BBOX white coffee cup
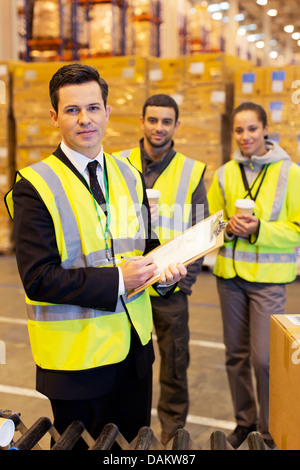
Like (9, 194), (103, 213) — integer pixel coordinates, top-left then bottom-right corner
(146, 188), (161, 204)
(0, 417), (15, 447)
(235, 199), (255, 215)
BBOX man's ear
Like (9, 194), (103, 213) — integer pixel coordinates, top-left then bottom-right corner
(174, 120), (181, 132)
(139, 115), (145, 129)
(105, 104), (111, 121)
(50, 109), (59, 128)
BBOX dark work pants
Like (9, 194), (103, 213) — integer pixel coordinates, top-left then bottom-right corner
(217, 276), (286, 440)
(50, 340), (153, 449)
(151, 291), (189, 436)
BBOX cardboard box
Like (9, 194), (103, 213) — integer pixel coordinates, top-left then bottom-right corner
(15, 146), (55, 170)
(263, 66), (297, 95)
(147, 57), (185, 87)
(184, 53), (226, 83)
(102, 114), (142, 154)
(83, 56), (148, 85)
(184, 53), (251, 84)
(15, 118), (60, 147)
(181, 82), (233, 115)
(269, 314), (300, 450)
(234, 67), (264, 96)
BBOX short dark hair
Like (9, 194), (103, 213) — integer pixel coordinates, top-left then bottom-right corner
(232, 101), (268, 129)
(142, 94), (179, 122)
(49, 63), (109, 113)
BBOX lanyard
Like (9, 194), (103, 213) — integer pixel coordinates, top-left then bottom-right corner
(83, 163), (111, 260)
(239, 163), (269, 201)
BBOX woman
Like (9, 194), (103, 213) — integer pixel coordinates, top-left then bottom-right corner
(207, 101), (300, 449)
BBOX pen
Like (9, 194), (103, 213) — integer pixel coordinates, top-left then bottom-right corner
(120, 255), (140, 261)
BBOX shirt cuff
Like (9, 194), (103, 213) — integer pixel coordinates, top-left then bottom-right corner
(225, 228), (236, 241)
(118, 267), (126, 296)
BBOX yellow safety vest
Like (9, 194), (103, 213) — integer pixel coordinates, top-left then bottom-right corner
(115, 148), (206, 295)
(5, 152), (153, 371)
(208, 159), (300, 283)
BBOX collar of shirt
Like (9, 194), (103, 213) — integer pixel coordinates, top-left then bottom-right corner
(139, 138), (176, 187)
(60, 141), (105, 191)
(140, 138), (176, 168)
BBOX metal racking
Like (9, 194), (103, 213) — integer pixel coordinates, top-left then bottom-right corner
(21, 0), (162, 61)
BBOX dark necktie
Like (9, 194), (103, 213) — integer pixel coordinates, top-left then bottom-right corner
(87, 160), (106, 207)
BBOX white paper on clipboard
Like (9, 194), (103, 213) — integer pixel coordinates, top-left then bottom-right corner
(127, 210), (224, 298)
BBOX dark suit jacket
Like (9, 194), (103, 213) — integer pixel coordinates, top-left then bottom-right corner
(12, 145), (162, 400)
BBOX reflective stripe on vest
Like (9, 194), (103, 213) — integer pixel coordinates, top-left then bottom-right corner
(8, 153), (153, 371)
(219, 244), (296, 265)
(117, 148), (206, 239)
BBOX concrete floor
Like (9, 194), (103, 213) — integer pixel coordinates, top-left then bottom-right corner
(0, 254), (299, 450)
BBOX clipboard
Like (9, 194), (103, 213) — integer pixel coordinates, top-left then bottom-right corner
(127, 210), (226, 298)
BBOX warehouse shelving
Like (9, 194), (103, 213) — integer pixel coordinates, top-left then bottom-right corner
(23, 0), (70, 61)
(73, 0), (128, 59)
(129, 0), (162, 57)
(20, 0), (162, 61)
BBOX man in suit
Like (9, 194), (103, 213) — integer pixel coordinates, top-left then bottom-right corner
(5, 64), (186, 448)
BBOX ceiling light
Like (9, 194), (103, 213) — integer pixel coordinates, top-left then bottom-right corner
(257, 0), (268, 5)
(235, 14), (245, 22)
(207, 2), (229, 12)
(267, 9), (277, 16)
(248, 24), (257, 31)
(238, 27), (247, 36)
(284, 25), (294, 33)
(292, 32), (300, 40)
(247, 33), (264, 42)
(298, 40), (300, 46)
(212, 11), (222, 20)
(219, 2), (230, 10)
(270, 51), (278, 59)
(256, 41), (265, 49)
(207, 3), (221, 12)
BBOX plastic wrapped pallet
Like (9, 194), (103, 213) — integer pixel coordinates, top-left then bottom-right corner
(129, 20), (158, 57)
(130, 0), (157, 16)
(78, 3), (122, 56)
(32, 0), (60, 39)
